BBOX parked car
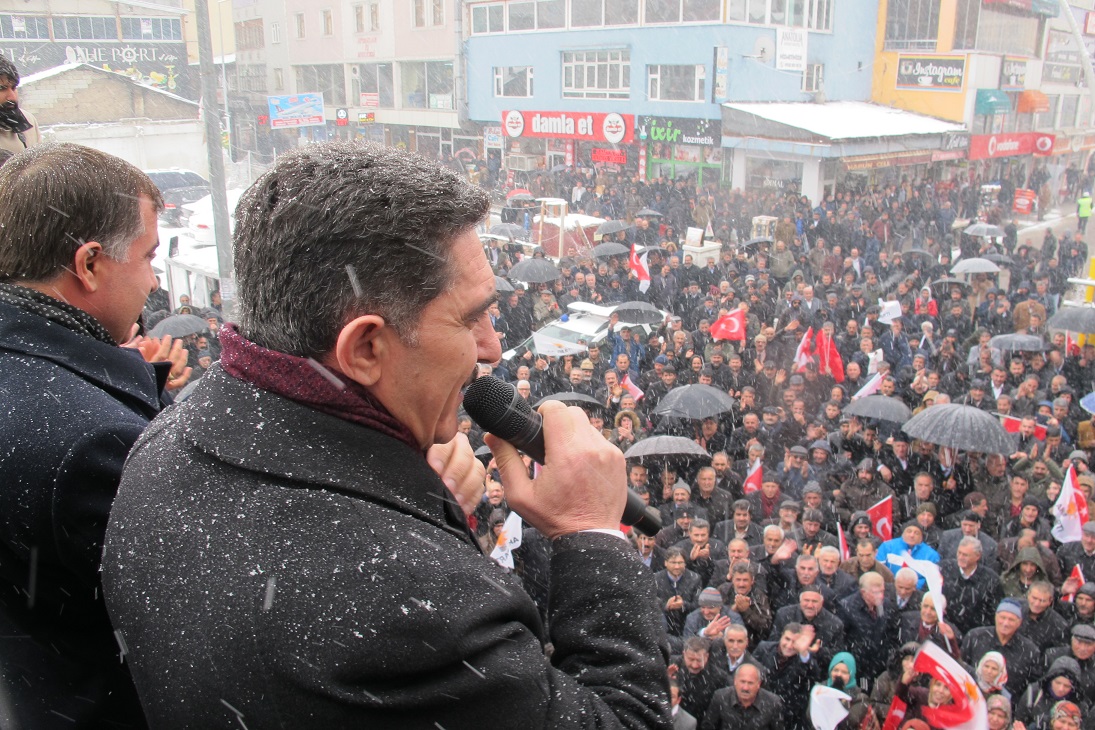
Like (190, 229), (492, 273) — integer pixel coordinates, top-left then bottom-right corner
(144, 169), (210, 227)
(502, 302), (668, 361)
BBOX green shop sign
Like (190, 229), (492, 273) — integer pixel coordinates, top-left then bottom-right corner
(639, 117), (720, 146)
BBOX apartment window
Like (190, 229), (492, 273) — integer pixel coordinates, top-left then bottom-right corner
(120, 17), (182, 40)
(471, 4), (505, 32)
(509, 1), (535, 29)
(571, 0), (639, 27)
(354, 62), (394, 107)
(432, 0), (444, 24)
(53, 16), (117, 40)
(237, 64), (268, 93)
(370, 1), (381, 30)
(562, 49), (630, 99)
(294, 13), (305, 38)
(295, 64), (346, 104)
(494, 66), (534, 97)
(322, 9), (333, 35)
(537, 0), (565, 27)
(648, 64), (703, 101)
(884, 0), (939, 51)
(644, 0), (720, 23)
(400, 60), (454, 109)
(802, 63), (824, 92)
(726, 0), (769, 24)
(271, 21), (281, 43)
(355, 4), (365, 32)
(235, 19), (264, 51)
(1035, 94), (1058, 130)
(413, 0), (442, 27)
(273, 67), (284, 91)
(0, 15), (51, 39)
(808, 0), (832, 30)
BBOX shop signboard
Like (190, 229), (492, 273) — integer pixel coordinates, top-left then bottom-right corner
(638, 117), (719, 146)
(1000, 57), (1028, 91)
(357, 112), (376, 123)
(896, 54), (965, 91)
(591, 148), (626, 164)
(843, 151), (934, 171)
(0, 40), (191, 97)
(932, 149), (967, 162)
(968, 132), (1036, 160)
(360, 92), (380, 107)
(483, 126), (503, 148)
(776, 28), (807, 72)
(1044, 29), (1083, 84)
(712, 46), (730, 103)
(941, 132), (969, 151)
(267, 93), (325, 129)
(502, 110), (634, 144)
(1033, 133), (1056, 156)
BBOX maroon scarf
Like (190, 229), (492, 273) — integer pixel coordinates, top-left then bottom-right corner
(219, 324), (420, 452)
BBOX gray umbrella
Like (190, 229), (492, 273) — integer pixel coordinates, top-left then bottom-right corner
(951, 257), (1000, 275)
(964, 222), (1005, 238)
(1048, 306), (1095, 334)
(654, 384), (736, 420)
(613, 301), (665, 325)
(930, 277), (971, 294)
(990, 333), (1046, 352)
(904, 249), (936, 264)
(843, 396), (912, 423)
(597, 220), (630, 235)
(508, 257), (560, 283)
(534, 392), (604, 409)
(494, 276), (514, 292)
(149, 313), (207, 338)
(983, 252), (1015, 266)
(636, 208), (664, 217)
(491, 223), (528, 239)
(902, 403), (1013, 454)
(591, 241), (631, 258)
(624, 436), (710, 460)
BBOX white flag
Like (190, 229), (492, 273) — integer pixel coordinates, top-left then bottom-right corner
(1052, 465), (1087, 544)
(866, 348), (885, 375)
(852, 373), (882, 400)
(887, 550), (947, 619)
(531, 331), (588, 357)
(809, 685), (850, 730)
(490, 511), (524, 569)
(877, 299), (902, 324)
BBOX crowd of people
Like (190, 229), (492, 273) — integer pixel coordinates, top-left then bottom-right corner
(468, 174), (1095, 729)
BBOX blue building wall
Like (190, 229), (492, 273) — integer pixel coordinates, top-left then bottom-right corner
(465, 1), (879, 124)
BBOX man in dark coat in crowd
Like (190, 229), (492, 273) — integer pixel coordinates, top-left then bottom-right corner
(701, 663), (783, 730)
(101, 144), (671, 727)
(0, 144), (184, 728)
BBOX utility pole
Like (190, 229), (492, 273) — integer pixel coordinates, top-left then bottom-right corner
(195, 0), (235, 314)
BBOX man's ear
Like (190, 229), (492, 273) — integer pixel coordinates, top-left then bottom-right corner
(71, 240), (105, 293)
(329, 314), (390, 387)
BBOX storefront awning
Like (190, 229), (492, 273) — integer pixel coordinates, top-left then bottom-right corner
(1017, 90), (1050, 113)
(721, 101), (965, 146)
(975, 89), (1012, 116)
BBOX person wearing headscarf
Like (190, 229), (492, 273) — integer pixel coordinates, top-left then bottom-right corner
(1049, 700), (1082, 730)
(1015, 656), (1089, 730)
(976, 651), (1011, 700)
(987, 695), (1014, 730)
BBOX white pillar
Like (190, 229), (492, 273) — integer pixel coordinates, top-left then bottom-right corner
(801, 157), (821, 203)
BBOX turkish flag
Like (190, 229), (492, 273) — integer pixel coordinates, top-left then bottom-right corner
(1065, 564), (1086, 603)
(793, 327), (815, 372)
(815, 329), (844, 383)
(837, 522), (850, 562)
(880, 696), (907, 730)
(711, 310), (746, 341)
(867, 495), (893, 541)
(629, 244), (650, 293)
(913, 641), (988, 730)
(744, 460), (762, 494)
(999, 415), (1047, 440)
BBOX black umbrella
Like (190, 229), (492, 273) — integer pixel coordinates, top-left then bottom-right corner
(149, 313), (207, 338)
(494, 276), (514, 292)
(614, 301), (665, 325)
(930, 277), (971, 294)
(635, 208), (664, 218)
(904, 249), (936, 264)
(535, 392), (604, 409)
(843, 396), (912, 423)
(983, 253), (1015, 266)
(1048, 306), (1095, 334)
(951, 257), (1000, 275)
(624, 436), (710, 460)
(653, 384), (736, 420)
(597, 220), (630, 235)
(506, 193), (534, 202)
(508, 258), (561, 283)
(902, 403), (1013, 454)
(491, 223), (528, 239)
(990, 333), (1046, 352)
(964, 222), (1005, 238)
(591, 241), (631, 258)
(740, 236), (773, 248)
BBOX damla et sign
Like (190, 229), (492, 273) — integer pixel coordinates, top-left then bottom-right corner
(502, 110), (634, 144)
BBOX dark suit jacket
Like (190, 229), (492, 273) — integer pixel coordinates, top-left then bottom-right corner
(0, 300), (164, 728)
(102, 366), (671, 728)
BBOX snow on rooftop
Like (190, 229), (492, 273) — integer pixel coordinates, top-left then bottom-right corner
(722, 101), (965, 141)
(20, 63), (84, 85)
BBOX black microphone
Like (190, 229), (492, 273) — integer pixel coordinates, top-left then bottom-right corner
(463, 376), (662, 536)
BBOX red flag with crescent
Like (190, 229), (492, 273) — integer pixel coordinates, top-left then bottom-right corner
(711, 310), (746, 342)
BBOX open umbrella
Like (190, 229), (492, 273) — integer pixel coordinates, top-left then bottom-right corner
(951, 258), (1000, 275)
(964, 222), (1005, 238)
(491, 223), (528, 239)
(624, 436), (710, 460)
(843, 396), (912, 423)
(1081, 391), (1095, 415)
(494, 276), (514, 292)
(535, 392), (604, 410)
(654, 384), (737, 420)
(930, 277), (972, 294)
(904, 249), (937, 264)
(597, 220), (630, 236)
(506, 193), (534, 203)
(740, 236), (773, 248)
(508, 258), (560, 283)
(613, 301), (665, 325)
(990, 333), (1046, 352)
(983, 252), (1015, 266)
(902, 403), (1013, 454)
(1048, 306), (1095, 334)
(591, 241), (631, 258)
(506, 188), (532, 199)
(635, 208), (664, 217)
(148, 313), (208, 338)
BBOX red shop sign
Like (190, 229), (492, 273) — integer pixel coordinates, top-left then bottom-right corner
(591, 147), (627, 164)
(502, 110), (635, 144)
(968, 132), (1035, 160)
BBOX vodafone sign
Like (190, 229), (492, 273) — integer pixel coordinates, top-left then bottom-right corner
(968, 132), (1047, 160)
(502, 110), (635, 144)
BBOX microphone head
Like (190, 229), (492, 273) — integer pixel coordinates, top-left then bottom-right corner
(463, 376), (536, 441)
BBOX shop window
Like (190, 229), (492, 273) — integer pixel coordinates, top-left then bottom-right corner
(494, 66), (534, 97)
(648, 64), (704, 102)
(0, 15), (50, 40)
(295, 64), (346, 105)
(562, 49), (630, 99)
(884, 0), (939, 51)
(355, 63), (394, 107)
(802, 64), (824, 92)
(400, 60), (453, 109)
